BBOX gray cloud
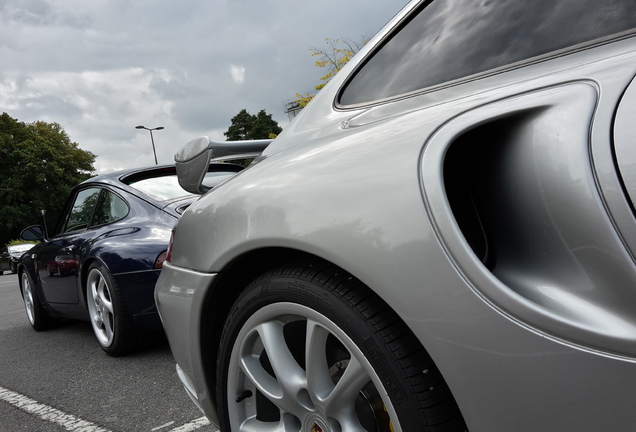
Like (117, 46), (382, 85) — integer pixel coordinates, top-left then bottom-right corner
(0, 0), (408, 172)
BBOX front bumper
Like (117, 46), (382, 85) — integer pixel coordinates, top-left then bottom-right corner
(154, 261), (219, 427)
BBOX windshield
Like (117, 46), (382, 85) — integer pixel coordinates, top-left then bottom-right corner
(128, 175), (190, 201)
(128, 171), (239, 201)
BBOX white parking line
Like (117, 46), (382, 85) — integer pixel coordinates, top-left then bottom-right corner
(168, 416), (213, 432)
(0, 385), (216, 432)
(152, 421), (175, 431)
(0, 385), (113, 431)
(0, 279), (18, 286)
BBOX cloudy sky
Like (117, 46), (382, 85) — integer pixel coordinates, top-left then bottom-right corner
(1, 0), (408, 173)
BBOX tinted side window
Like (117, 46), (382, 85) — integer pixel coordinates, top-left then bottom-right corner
(64, 187), (101, 233)
(91, 190), (129, 227)
(339, 0), (636, 106)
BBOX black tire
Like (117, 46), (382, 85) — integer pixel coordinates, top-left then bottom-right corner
(216, 262), (467, 432)
(85, 261), (141, 356)
(21, 270), (56, 331)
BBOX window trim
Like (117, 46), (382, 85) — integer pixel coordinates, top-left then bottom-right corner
(55, 186), (131, 236)
(89, 188), (130, 229)
(61, 186), (103, 234)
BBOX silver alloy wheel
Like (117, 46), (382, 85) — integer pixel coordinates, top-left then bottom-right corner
(226, 302), (400, 432)
(21, 272), (35, 326)
(86, 267), (115, 347)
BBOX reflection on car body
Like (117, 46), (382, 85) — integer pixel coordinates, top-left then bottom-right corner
(46, 255), (78, 276)
(156, 1), (636, 431)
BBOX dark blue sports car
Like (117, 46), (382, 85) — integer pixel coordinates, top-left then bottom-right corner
(17, 158), (253, 356)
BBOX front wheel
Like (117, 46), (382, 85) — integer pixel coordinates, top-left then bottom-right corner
(86, 262), (140, 356)
(216, 262), (467, 432)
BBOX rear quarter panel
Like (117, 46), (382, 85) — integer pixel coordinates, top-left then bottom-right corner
(169, 38), (636, 431)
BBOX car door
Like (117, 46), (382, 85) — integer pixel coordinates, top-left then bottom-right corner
(37, 186), (101, 304)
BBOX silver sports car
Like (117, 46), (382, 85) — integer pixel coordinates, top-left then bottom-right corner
(156, 0), (636, 430)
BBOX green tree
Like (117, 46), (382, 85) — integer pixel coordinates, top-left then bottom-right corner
(296, 37), (368, 107)
(224, 109), (282, 141)
(0, 112), (95, 245)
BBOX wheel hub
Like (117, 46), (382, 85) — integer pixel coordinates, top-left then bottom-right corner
(94, 297), (104, 326)
(306, 416), (328, 432)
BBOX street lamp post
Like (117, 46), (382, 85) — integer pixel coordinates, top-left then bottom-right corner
(135, 125), (164, 165)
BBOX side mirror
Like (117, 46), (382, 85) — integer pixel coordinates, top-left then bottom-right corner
(21, 225), (46, 242)
(174, 136), (272, 194)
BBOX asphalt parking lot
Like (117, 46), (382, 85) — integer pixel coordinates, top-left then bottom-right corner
(0, 273), (218, 432)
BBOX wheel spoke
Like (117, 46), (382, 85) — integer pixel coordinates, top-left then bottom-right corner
(338, 418), (371, 432)
(90, 281), (99, 307)
(239, 417), (290, 432)
(98, 282), (114, 315)
(25, 290), (33, 310)
(324, 355), (370, 417)
(97, 276), (114, 340)
(24, 284), (31, 304)
(240, 320), (308, 415)
(257, 321), (306, 386)
(327, 358), (376, 432)
(102, 309), (114, 337)
(89, 279), (101, 323)
(305, 319), (334, 401)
